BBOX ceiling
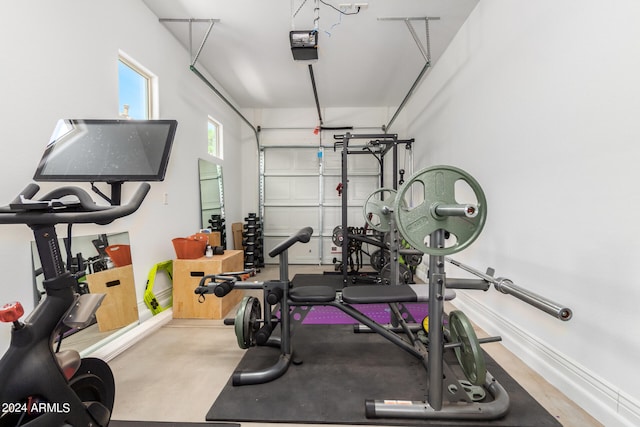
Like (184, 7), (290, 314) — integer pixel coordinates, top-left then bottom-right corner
(142, 0), (479, 110)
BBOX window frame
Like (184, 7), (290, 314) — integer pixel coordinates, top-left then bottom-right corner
(207, 116), (223, 159)
(118, 51), (157, 120)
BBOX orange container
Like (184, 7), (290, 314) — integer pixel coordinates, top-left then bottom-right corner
(105, 244), (132, 267)
(172, 235), (207, 259)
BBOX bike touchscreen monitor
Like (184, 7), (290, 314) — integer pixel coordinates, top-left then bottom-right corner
(33, 119), (177, 182)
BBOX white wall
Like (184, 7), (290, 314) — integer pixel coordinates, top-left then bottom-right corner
(403, 1), (640, 426)
(0, 0), (244, 353)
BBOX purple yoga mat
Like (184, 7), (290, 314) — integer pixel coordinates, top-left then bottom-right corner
(292, 303), (428, 324)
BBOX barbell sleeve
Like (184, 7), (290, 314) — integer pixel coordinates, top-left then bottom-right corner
(493, 278), (573, 321)
(446, 278), (490, 291)
(445, 258), (573, 321)
(434, 204), (478, 218)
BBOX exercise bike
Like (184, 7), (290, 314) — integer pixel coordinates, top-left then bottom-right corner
(0, 182), (151, 426)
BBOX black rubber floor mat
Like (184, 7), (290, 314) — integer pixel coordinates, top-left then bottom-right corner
(109, 421), (239, 427)
(207, 324), (562, 426)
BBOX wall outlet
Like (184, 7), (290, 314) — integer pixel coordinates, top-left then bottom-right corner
(354, 3), (369, 10)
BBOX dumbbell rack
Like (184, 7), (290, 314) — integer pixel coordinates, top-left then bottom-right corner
(242, 213), (264, 269)
(208, 214), (226, 248)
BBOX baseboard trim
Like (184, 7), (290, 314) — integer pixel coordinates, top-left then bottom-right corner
(82, 308), (173, 361)
(137, 287), (173, 324)
(450, 291), (640, 427)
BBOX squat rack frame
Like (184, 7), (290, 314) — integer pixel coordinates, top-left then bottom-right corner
(333, 132), (414, 284)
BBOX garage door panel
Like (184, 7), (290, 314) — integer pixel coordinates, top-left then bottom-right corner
(323, 175), (341, 204)
(320, 238), (372, 266)
(322, 206), (370, 235)
(350, 154), (381, 173)
(264, 176), (318, 204)
(322, 175), (378, 205)
(322, 150), (341, 173)
(323, 150), (379, 174)
(349, 177), (379, 204)
(262, 145), (382, 265)
(265, 236), (319, 264)
(321, 238), (339, 264)
(264, 148), (318, 174)
(264, 206), (318, 234)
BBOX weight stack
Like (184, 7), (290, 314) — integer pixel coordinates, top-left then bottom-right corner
(242, 213), (264, 268)
(208, 214), (227, 248)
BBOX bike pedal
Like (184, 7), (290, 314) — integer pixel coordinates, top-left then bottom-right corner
(86, 401), (111, 427)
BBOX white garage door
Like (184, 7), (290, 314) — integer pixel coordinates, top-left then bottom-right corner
(261, 145), (380, 264)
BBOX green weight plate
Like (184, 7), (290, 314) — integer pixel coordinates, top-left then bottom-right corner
(393, 165), (487, 256)
(448, 310), (486, 386)
(363, 188), (397, 232)
(235, 296), (261, 349)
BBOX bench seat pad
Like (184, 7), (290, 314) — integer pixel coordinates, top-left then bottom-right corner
(342, 284), (456, 304)
(290, 285), (336, 303)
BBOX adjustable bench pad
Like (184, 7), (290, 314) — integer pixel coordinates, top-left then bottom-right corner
(289, 284), (456, 304)
(342, 285), (455, 304)
(290, 286), (336, 303)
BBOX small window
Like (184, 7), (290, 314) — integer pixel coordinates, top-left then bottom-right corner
(208, 117), (223, 159)
(118, 56), (152, 119)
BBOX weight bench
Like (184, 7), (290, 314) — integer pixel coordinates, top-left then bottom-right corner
(197, 164), (575, 421)
(289, 284), (456, 331)
(195, 226), (508, 421)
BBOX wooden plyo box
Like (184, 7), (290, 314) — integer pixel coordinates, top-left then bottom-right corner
(208, 231), (221, 247)
(172, 250), (244, 319)
(232, 222), (243, 251)
(86, 265), (139, 332)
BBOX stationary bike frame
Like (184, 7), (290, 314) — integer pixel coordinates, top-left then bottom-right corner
(0, 183), (150, 426)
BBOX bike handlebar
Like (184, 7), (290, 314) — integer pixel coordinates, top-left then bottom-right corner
(0, 183), (151, 226)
